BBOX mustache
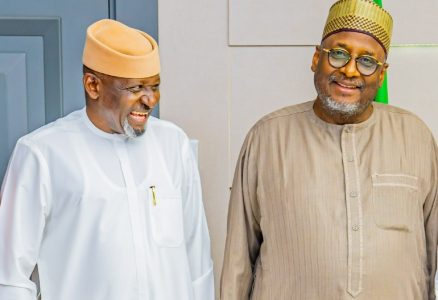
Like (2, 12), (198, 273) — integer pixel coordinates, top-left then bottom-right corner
(328, 74), (365, 89)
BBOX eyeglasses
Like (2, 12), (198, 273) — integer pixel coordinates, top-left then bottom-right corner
(321, 47), (384, 76)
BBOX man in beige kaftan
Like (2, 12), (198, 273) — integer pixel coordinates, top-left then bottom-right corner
(220, 1), (438, 299)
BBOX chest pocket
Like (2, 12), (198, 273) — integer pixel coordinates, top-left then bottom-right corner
(372, 173), (418, 232)
(148, 187), (184, 247)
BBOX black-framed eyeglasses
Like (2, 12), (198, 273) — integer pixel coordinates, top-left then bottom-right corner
(321, 47), (384, 76)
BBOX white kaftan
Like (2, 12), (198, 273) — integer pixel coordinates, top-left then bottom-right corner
(0, 108), (214, 300)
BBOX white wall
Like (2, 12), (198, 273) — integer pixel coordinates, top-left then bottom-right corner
(158, 1), (438, 298)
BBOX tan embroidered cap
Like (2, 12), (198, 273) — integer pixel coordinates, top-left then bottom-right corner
(82, 19), (160, 78)
(322, 0), (393, 53)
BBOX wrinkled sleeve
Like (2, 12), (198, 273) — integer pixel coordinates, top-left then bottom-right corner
(181, 138), (214, 300)
(220, 128), (262, 300)
(0, 140), (50, 300)
(424, 137), (438, 300)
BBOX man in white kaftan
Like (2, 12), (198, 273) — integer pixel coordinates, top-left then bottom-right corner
(0, 19), (214, 300)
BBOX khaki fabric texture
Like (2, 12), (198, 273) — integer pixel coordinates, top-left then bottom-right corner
(221, 101), (438, 300)
(82, 19), (160, 78)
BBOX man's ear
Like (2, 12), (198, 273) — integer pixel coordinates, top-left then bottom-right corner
(311, 46), (321, 72)
(83, 73), (101, 100)
(378, 63), (389, 87)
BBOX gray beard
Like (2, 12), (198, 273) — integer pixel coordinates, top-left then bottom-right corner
(122, 118), (147, 138)
(320, 95), (369, 117)
(316, 86), (370, 118)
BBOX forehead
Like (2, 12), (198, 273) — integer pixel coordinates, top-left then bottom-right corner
(111, 73), (161, 86)
(322, 31), (386, 58)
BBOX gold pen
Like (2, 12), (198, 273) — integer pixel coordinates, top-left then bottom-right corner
(150, 185), (157, 206)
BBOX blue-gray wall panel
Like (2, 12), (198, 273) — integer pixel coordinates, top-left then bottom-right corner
(0, 18), (62, 123)
(1, 0), (109, 115)
(0, 36), (45, 131)
(115, 0), (158, 40)
(0, 53), (28, 178)
(0, 74), (7, 178)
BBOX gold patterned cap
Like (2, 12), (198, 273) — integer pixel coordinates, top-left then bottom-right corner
(322, 0), (393, 54)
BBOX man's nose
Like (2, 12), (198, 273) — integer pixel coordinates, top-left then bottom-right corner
(340, 58), (360, 78)
(140, 89), (157, 105)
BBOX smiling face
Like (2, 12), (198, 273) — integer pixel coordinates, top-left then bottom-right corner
(83, 69), (160, 138)
(311, 31), (388, 124)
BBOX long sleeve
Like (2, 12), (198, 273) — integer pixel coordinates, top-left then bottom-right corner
(0, 140), (50, 300)
(424, 137), (438, 300)
(181, 138), (214, 300)
(220, 129), (262, 300)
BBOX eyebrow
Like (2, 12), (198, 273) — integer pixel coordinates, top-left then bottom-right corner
(334, 42), (376, 56)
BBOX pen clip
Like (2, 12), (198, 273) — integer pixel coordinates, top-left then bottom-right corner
(150, 185), (157, 206)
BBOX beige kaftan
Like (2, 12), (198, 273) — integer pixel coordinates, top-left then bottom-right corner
(221, 101), (438, 300)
